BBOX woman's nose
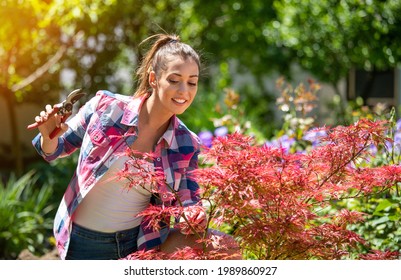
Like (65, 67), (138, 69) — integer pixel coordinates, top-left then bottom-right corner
(177, 82), (189, 94)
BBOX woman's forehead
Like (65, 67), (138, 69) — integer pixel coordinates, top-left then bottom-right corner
(163, 57), (199, 76)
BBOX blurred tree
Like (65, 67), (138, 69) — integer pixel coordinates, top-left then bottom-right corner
(269, 0), (401, 117)
(4, 0), (400, 175)
(1, 0), (65, 175)
(0, 0), (124, 174)
(1, 0), (287, 174)
(168, 0), (290, 137)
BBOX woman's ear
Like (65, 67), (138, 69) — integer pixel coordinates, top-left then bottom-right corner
(148, 71), (157, 88)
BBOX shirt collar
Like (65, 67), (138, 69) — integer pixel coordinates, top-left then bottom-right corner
(121, 94), (177, 148)
(121, 94), (148, 127)
(158, 116), (177, 148)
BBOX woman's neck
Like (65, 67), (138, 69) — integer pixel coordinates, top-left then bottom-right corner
(130, 96), (172, 153)
(139, 95), (171, 135)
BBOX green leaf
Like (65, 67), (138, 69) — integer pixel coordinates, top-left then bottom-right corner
(373, 199), (393, 214)
(371, 216), (390, 227)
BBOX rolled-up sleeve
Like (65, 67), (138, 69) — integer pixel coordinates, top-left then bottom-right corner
(32, 134), (65, 162)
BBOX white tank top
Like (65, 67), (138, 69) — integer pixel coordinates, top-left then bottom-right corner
(73, 156), (153, 232)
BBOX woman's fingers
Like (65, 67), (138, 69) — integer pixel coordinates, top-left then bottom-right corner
(60, 123), (69, 132)
(34, 105), (53, 124)
(45, 104), (53, 113)
(39, 110), (48, 123)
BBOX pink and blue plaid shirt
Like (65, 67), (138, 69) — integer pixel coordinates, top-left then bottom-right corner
(32, 90), (201, 259)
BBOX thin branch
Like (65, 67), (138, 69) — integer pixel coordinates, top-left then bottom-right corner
(11, 45), (67, 92)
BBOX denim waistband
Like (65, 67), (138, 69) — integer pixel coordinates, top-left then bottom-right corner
(72, 223), (140, 242)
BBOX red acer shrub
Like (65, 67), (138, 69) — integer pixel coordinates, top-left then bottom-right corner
(122, 119), (401, 260)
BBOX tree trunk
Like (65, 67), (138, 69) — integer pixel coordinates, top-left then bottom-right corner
(332, 82), (347, 124)
(1, 86), (23, 176)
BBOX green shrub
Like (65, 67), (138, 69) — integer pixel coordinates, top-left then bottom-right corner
(0, 170), (55, 259)
(27, 152), (78, 214)
(338, 194), (401, 255)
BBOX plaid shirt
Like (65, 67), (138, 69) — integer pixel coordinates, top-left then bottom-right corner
(32, 90), (201, 260)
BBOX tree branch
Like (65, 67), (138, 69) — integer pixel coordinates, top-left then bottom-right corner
(11, 45), (67, 92)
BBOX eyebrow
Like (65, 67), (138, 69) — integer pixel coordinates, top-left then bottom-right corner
(171, 73), (199, 78)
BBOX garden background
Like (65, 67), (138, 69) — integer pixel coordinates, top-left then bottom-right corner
(1, 0), (401, 260)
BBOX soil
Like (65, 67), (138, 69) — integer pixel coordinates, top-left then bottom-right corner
(17, 248), (59, 260)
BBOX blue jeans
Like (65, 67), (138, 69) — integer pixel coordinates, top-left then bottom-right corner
(65, 223), (139, 260)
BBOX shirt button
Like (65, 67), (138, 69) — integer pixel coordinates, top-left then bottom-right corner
(157, 157), (161, 161)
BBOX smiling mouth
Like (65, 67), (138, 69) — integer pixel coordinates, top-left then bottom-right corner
(172, 98), (187, 104)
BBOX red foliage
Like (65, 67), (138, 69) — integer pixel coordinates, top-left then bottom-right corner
(359, 250), (400, 260)
(122, 119), (401, 260)
(194, 119), (400, 259)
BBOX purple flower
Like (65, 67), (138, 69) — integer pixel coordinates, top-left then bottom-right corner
(396, 119), (401, 132)
(264, 135), (296, 152)
(214, 126), (229, 137)
(303, 129), (327, 147)
(198, 130), (213, 148)
(393, 131), (401, 153)
(279, 135), (296, 151)
(368, 144), (378, 157)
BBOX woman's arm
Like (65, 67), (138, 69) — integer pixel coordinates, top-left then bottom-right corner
(32, 93), (102, 161)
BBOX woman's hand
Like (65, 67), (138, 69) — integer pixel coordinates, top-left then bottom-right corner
(34, 104), (69, 154)
(178, 206), (207, 235)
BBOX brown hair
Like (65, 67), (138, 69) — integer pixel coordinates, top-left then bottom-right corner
(134, 34), (201, 97)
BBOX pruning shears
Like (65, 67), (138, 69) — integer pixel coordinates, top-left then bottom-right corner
(27, 88), (86, 139)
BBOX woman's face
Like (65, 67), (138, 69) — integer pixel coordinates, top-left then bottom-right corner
(150, 56), (199, 116)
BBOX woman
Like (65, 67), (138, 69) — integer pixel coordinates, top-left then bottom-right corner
(31, 34), (206, 260)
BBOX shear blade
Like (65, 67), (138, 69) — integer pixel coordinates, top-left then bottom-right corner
(67, 88), (86, 104)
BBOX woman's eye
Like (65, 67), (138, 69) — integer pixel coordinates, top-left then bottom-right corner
(188, 82), (197, 87)
(168, 79), (178, 84)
